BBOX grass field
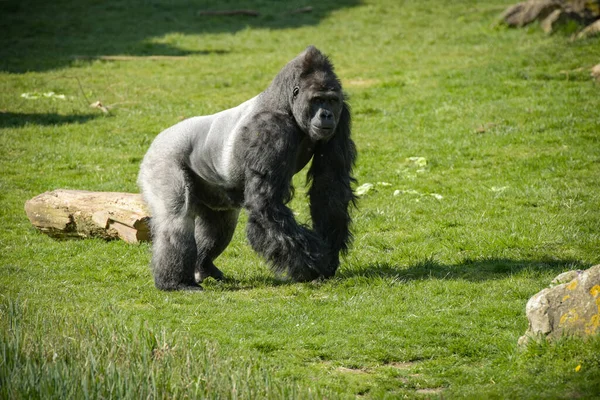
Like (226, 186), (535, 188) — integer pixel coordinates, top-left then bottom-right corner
(1, 0), (600, 398)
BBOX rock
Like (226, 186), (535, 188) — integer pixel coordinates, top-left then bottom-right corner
(541, 9), (565, 32)
(576, 18), (600, 38)
(519, 264), (600, 345)
(541, 9), (582, 32)
(501, 0), (600, 29)
(565, 0), (600, 23)
(501, 3), (529, 26)
(501, 0), (562, 27)
(550, 269), (583, 286)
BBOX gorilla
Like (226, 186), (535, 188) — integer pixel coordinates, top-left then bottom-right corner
(138, 46), (356, 291)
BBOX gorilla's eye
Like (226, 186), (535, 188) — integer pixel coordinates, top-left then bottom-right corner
(292, 86), (299, 98)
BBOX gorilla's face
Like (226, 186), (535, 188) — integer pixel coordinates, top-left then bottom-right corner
(292, 73), (343, 142)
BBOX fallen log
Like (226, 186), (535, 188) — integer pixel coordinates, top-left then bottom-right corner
(24, 190), (150, 243)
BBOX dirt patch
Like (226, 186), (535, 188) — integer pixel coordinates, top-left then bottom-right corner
(416, 388), (444, 395)
(389, 362), (417, 370)
(336, 366), (369, 374)
(345, 78), (380, 88)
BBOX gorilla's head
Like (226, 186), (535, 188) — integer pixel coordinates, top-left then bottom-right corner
(288, 47), (345, 142)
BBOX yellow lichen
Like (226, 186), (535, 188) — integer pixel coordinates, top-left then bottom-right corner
(559, 309), (579, 326)
(584, 314), (599, 335)
(567, 280), (578, 291)
(590, 285), (600, 298)
(562, 294), (571, 302)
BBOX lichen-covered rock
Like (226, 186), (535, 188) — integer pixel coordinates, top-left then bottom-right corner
(550, 269), (583, 286)
(518, 264), (600, 345)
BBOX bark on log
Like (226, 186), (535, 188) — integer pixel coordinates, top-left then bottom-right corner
(24, 190), (150, 243)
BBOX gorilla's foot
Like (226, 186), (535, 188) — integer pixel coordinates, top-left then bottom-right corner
(155, 280), (204, 291)
(196, 263), (225, 283)
(178, 283), (204, 291)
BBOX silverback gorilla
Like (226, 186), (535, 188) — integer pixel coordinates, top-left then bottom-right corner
(138, 46), (356, 291)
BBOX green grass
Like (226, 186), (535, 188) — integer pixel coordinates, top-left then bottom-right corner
(1, 0), (600, 398)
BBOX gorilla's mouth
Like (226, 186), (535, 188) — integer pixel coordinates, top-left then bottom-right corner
(311, 126), (334, 141)
(311, 124), (334, 135)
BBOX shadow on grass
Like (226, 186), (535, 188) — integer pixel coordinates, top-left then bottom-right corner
(199, 257), (588, 292)
(338, 257), (589, 282)
(175, 257), (590, 292)
(1, 0), (360, 73)
(203, 275), (293, 292)
(0, 112), (99, 128)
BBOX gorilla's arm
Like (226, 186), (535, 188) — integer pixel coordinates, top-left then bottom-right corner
(308, 104), (356, 275)
(242, 112), (328, 281)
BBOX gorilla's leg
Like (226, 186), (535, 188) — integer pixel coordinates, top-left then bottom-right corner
(150, 212), (200, 291)
(142, 163), (203, 291)
(194, 205), (240, 282)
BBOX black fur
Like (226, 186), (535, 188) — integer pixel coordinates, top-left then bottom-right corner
(138, 46), (356, 290)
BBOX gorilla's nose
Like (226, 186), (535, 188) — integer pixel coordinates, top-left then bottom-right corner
(320, 109), (333, 120)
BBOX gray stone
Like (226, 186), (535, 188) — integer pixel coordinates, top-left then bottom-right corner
(500, 0), (599, 29)
(541, 9), (583, 33)
(565, 0), (600, 23)
(501, 0), (562, 27)
(576, 19), (600, 38)
(550, 269), (583, 286)
(519, 264), (600, 345)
